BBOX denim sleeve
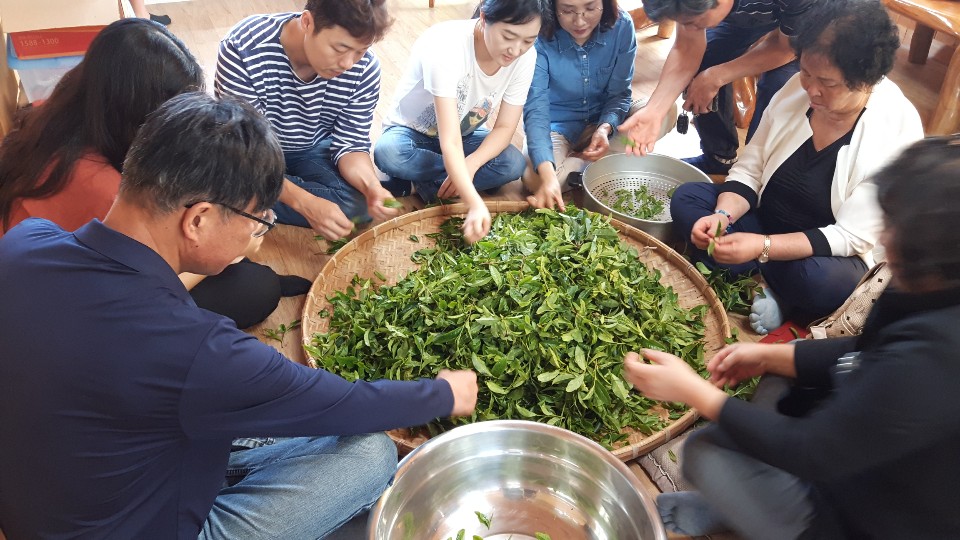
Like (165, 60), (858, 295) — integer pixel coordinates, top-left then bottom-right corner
(597, 14), (636, 129)
(523, 40), (556, 170)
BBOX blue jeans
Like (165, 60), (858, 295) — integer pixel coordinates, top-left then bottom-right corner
(671, 182), (868, 322)
(694, 21), (800, 160)
(199, 434), (396, 539)
(373, 125), (526, 202)
(274, 139), (368, 226)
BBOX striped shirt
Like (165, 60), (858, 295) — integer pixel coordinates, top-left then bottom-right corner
(215, 13), (380, 161)
(725, 0), (817, 35)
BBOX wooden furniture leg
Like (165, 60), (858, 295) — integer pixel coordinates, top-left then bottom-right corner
(882, 0), (960, 134)
(429, 0), (434, 7)
(656, 19), (675, 39)
(930, 47), (960, 134)
(909, 23), (936, 64)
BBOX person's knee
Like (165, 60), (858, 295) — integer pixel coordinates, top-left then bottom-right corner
(670, 182), (717, 223)
(680, 428), (725, 489)
(341, 433), (398, 495)
(372, 136), (410, 177)
(500, 145), (527, 180)
(190, 260), (281, 329)
(766, 260), (863, 317)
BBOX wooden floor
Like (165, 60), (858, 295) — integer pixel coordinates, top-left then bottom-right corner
(153, 1), (949, 538)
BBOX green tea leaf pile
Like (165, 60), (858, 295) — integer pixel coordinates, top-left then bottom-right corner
(306, 208), (708, 447)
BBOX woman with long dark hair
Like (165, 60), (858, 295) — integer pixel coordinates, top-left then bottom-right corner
(0, 19), (308, 329)
(0, 18), (202, 234)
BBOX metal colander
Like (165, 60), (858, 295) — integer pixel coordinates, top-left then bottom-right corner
(582, 153), (711, 242)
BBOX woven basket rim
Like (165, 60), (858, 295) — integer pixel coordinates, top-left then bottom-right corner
(301, 201), (730, 460)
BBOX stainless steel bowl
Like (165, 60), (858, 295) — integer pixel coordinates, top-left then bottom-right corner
(582, 153), (711, 243)
(368, 420), (667, 540)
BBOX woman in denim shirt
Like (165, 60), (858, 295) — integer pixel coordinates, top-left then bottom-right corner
(522, 0), (636, 209)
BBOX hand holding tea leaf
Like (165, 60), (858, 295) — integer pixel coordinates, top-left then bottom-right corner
(367, 185), (403, 221)
(707, 219), (723, 257)
(383, 198), (404, 209)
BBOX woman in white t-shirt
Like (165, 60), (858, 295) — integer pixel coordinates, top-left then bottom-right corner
(374, 0), (548, 243)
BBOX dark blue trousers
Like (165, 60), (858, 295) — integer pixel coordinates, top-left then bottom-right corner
(671, 182), (868, 322)
(694, 22), (800, 160)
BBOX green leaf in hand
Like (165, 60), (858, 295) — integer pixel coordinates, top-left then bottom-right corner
(706, 219), (723, 257)
(383, 198), (404, 209)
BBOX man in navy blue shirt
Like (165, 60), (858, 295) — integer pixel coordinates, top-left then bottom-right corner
(0, 93), (477, 539)
(620, 0), (816, 175)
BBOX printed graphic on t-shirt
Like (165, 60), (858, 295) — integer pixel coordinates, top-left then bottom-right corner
(413, 104), (440, 137)
(461, 95), (494, 136)
(410, 75), (498, 137)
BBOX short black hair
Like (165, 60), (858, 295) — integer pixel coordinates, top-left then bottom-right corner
(119, 93), (284, 215)
(475, 0), (552, 25)
(791, 0), (899, 90)
(874, 136), (960, 291)
(305, 0), (393, 43)
(641, 0), (718, 22)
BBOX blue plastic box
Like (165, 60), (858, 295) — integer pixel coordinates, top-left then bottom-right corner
(6, 35), (83, 103)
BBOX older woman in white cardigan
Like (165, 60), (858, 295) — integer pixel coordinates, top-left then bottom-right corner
(670, 0), (923, 333)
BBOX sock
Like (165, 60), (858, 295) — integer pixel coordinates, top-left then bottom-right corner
(750, 287), (784, 335)
(278, 275), (312, 297)
(657, 491), (730, 536)
(149, 13), (172, 25)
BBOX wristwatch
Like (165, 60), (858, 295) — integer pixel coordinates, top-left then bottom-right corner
(758, 235), (771, 264)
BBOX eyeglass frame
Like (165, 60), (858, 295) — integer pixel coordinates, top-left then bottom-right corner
(184, 201), (277, 238)
(557, 5), (603, 20)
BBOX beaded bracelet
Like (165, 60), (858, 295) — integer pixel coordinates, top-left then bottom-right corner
(714, 209), (734, 233)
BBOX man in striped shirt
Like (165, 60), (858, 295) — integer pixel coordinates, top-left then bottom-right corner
(215, 0), (400, 240)
(620, 0), (817, 175)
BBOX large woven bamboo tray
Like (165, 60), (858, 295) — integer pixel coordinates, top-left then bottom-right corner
(302, 201), (730, 461)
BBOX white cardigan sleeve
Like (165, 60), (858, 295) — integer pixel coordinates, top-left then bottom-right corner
(817, 78), (924, 259)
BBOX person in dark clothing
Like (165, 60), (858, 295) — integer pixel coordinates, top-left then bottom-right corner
(619, 0), (815, 174)
(0, 93), (478, 539)
(622, 135), (960, 539)
(668, 0), (923, 333)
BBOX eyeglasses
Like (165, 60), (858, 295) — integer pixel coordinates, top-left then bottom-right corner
(185, 202), (277, 238)
(558, 6), (603, 20)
